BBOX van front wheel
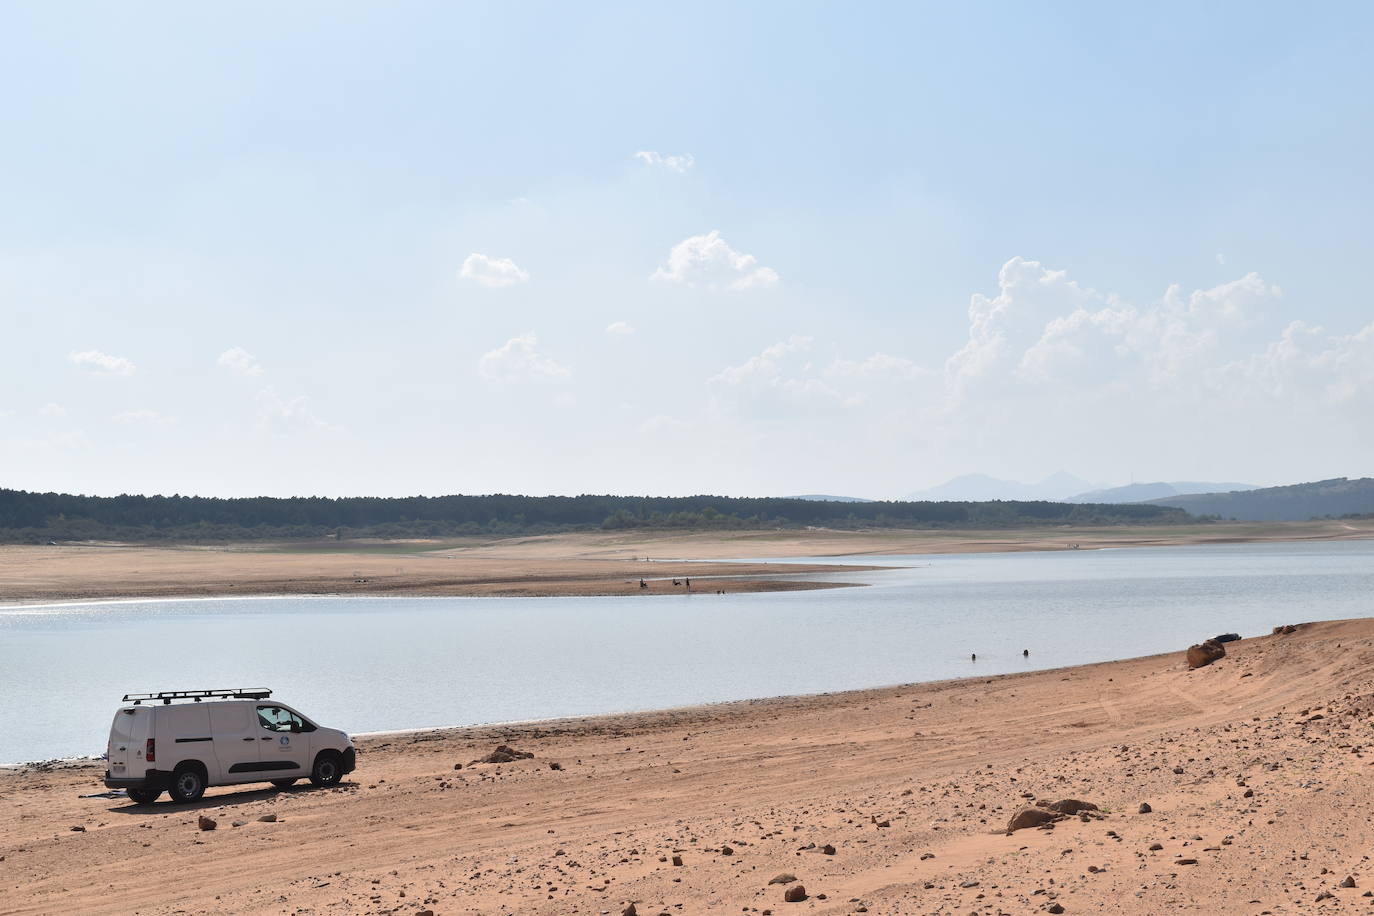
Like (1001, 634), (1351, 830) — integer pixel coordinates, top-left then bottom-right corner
(310, 751), (342, 788)
(169, 765), (206, 802)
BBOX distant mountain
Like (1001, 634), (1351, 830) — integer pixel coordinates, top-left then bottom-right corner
(1069, 481), (1258, 504)
(791, 494), (874, 503)
(906, 472), (1095, 503)
(1145, 477), (1374, 521)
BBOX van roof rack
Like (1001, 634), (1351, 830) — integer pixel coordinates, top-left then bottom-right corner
(123, 688), (272, 704)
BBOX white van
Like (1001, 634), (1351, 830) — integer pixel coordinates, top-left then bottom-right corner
(103, 688), (356, 804)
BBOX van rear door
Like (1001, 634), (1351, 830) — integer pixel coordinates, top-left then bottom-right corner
(107, 707), (151, 780)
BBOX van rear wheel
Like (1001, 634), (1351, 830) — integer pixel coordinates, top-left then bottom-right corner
(169, 765), (206, 802)
(310, 751), (342, 788)
(127, 787), (161, 804)
(270, 778), (297, 789)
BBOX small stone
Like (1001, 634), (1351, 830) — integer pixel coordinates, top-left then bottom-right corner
(622, 904), (638, 916)
(549, 762), (562, 770)
(821, 844), (836, 855)
(197, 816), (217, 831)
(768, 873), (798, 885)
(783, 885), (807, 903)
(1148, 843), (1163, 851)
(453, 763), (462, 770)
(1138, 802), (1152, 814)
(720, 845), (734, 855)
(1047, 904), (1065, 914)
(1243, 789), (1254, 798)
(1175, 858), (1198, 865)
(258, 814), (278, 823)
(960, 880), (980, 888)
(1341, 876), (1357, 888)
(671, 855), (683, 867)
(231, 820), (247, 828)
(70, 826), (86, 832)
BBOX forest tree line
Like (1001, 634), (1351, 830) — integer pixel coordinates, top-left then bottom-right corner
(0, 488), (1193, 543)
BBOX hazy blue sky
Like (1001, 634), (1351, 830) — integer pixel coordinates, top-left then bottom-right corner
(3, 1), (1371, 498)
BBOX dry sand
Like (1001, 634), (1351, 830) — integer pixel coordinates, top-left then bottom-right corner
(6, 618), (1374, 914)
(2, 518), (1369, 604)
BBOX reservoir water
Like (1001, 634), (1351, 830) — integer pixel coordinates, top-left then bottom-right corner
(2, 539), (1370, 764)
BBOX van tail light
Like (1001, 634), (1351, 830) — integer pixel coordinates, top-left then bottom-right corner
(145, 738), (156, 763)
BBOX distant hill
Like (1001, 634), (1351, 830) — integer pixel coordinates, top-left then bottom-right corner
(1069, 481), (1258, 504)
(0, 487), (1189, 542)
(791, 494), (874, 503)
(1145, 477), (1374, 521)
(906, 472), (1093, 503)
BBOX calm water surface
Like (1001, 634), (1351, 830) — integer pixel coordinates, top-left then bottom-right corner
(2, 540), (1370, 763)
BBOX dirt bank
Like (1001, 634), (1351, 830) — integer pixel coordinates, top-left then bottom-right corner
(4, 617), (1373, 914)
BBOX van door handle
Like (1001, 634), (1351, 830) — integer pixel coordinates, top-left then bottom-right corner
(261, 736), (273, 741)
(242, 737), (254, 742)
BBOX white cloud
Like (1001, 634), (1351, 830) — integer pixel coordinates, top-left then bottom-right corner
(460, 253), (529, 288)
(711, 336), (816, 388)
(634, 150), (695, 173)
(255, 387), (325, 430)
(946, 257), (1280, 394)
(69, 349), (136, 376)
(1208, 320), (1374, 405)
(711, 337), (937, 413)
(39, 402), (67, 417)
(113, 409), (176, 425)
(217, 346), (263, 377)
(652, 230), (779, 291)
(478, 335), (570, 383)
(825, 353), (927, 380)
(605, 321), (635, 336)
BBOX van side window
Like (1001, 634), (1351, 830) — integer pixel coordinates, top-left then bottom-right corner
(257, 706), (312, 733)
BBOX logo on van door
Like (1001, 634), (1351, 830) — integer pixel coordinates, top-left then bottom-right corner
(279, 736), (290, 746)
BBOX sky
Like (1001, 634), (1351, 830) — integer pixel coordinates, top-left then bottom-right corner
(2, 1), (1372, 499)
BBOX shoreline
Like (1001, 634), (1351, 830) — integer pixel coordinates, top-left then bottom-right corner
(1, 519), (1370, 604)
(8, 617), (1374, 914)
(0, 625), (1308, 769)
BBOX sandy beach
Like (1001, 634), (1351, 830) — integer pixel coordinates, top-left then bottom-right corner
(2, 518), (1370, 604)
(4, 617), (1373, 914)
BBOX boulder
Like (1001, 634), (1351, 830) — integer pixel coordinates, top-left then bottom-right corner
(1272, 624), (1298, 635)
(197, 815), (217, 831)
(1007, 807), (1061, 833)
(1042, 799), (1099, 816)
(1186, 639), (1226, 669)
(768, 873), (798, 885)
(783, 884), (808, 902)
(474, 745), (535, 764)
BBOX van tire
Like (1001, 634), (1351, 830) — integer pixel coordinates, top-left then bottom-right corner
(271, 778), (297, 789)
(310, 751), (342, 788)
(169, 764), (207, 802)
(127, 787), (161, 804)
